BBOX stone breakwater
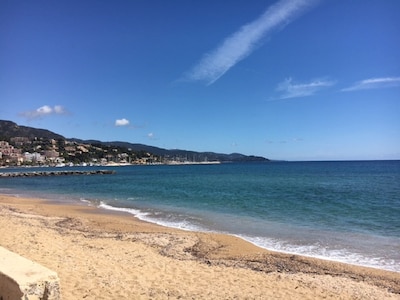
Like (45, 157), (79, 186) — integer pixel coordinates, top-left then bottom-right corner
(0, 169), (115, 178)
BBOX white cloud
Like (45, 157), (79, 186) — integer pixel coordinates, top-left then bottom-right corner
(276, 78), (335, 99)
(184, 0), (319, 85)
(37, 105), (53, 115)
(146, 132), (159, 140)
(20, 105), (67, 119)
(293, 137), (304, 142)
(53, 105), (66, 114)
(115, 118), (130, 126)
(341, 77), (400, 92)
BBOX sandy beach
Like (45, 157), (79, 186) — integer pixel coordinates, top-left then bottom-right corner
(0, 194), (399, 299)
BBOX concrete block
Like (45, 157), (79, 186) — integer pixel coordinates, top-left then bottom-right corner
(0, 246), (61, 300)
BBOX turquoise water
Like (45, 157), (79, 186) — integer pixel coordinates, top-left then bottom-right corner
(1, 161), (399, 272)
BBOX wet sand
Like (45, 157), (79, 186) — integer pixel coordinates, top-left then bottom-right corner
(0, 194), (399, 299)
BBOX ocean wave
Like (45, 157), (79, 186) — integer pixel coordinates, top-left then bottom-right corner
(241, 235), (400, 273)
(96, 201), (400, 273)
(98, 202), (203, 232)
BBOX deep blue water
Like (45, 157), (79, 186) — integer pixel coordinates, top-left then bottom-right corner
(1, 160), (399, 272)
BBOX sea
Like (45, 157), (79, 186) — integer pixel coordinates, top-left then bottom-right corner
(0, 160), (399, 272)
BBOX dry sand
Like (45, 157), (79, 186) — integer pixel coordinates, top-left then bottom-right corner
(0, 194), (399, 299)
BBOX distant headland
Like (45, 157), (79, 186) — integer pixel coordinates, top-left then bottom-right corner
(0, 120), (268, 167)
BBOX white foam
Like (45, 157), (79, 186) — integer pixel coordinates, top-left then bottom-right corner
(99, 202), (146, 217)
(98, 202), (203, 231)
(239, 235), (400, 273)
(79, 198), (92, 204)
(150, 218), (203, 232)
(97, 202), (400, 273)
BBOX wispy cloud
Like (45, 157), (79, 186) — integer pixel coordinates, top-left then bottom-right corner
(184, 0), (319, 85)
(275, 78), (335, 99)
(341, 77), (400, 92)
(266, 137), (304, 143)
(146, 132), (159, 140)
(20, 105), (68, 119)
(115, 118), (130, 126)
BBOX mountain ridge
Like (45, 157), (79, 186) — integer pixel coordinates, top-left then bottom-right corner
(0, 120), (64, 140)
(0, 120), (268, 162)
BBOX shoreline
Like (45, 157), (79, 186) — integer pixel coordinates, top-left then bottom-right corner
(98, 199), (400, 273)
(0, 169), (115, 177)
(0, 194), (399, 299)
(4, 188), (398, 273)
(0, 160), (222, 169)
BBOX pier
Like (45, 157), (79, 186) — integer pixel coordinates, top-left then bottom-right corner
(0, 169), (115, 178)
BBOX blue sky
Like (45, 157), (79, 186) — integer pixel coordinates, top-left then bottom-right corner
(1, 0), (399, 161)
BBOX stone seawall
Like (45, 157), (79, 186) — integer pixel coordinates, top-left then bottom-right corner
(0, 246), (61, 299)
(0, 169), (115, 178)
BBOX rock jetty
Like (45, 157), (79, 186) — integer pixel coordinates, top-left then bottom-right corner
(0, 169), (115, 178)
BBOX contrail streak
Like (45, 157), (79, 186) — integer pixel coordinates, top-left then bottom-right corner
(185, 0), (319, 85)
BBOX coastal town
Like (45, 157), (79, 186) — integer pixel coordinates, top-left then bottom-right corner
(0, 120), (267, 167)
(0, 136), (224, 167)
(0, 137), (163, 167)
